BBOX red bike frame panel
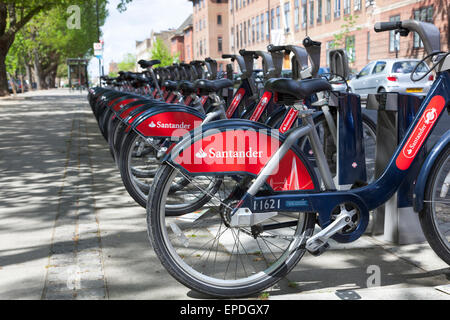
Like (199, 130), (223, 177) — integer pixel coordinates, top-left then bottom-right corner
(226, 88), (246, 118)
(173, 130), (315, 191)
(279, 108), (299, 134)
(396, 95), (446, 171)
(135, 112), (203, 137)
(249, 92), (273, 122)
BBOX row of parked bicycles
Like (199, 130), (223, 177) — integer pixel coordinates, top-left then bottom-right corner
(88, 20), (450, 298)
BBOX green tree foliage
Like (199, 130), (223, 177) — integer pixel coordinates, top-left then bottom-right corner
(151, 38), (176, 67)
(331, 14), (360, 64)
(0, 0), (133, 95)
(117, 53), (137, 72)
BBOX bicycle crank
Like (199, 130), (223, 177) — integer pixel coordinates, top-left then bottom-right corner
(306, 205), (357, 256)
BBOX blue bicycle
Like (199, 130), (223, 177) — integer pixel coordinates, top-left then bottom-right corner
(147, 20), (450, 298)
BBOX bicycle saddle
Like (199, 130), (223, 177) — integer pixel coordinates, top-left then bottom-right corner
(178, 80), (196, 94)
(265, 78), (331, 102)
(194, 78), (233, 93)
(138, 59), (161, 69)
(163, 80), (179, 90)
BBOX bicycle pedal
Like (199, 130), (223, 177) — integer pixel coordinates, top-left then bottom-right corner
(307, 242), (330, 257)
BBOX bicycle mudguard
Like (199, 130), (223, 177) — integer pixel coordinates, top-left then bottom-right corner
(166, 119), (319, 192)
(109, 96), (146, 111)
(116, 101), (154, 121)
(414, 130), (450, 212)
(130, 105), (205, 138)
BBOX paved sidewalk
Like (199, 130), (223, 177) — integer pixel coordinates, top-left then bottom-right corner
(0, 89), (448, 300)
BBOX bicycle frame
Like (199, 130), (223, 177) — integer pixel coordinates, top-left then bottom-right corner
(235, 71), (450, 243)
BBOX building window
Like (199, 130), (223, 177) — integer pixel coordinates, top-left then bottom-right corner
(334, 0), (341, 18)
(294, 0), (300, 30)
(218, 37), (223, 52)
(367, 31), (370, 61)
(261, 14), (265, 41)
(236, 29), (239, 49)
(343, 0), (350, 15)
(244, 21), (247, 45)
(252, 18), (255, 43)
(317, 0), (322, 23)
(217, 15), (222, 25)
(354, 0), (361, 11)
(276, 6), (281, 29)
(266, 11), (270, 39)
(389, 15), (400, 52)
(240, 23), (243, 48)
(231, 27), (234, 50)
(239, 23), (244, 48)
(326, 0), (331, 21)
(302, 0), (307, 28)
(284, 2), (291, 32)
(365, 0), (375, 7)
(413, 6), (433, 48)
(271, 8), (275, 30)
(309, 1), (314, 26)
(345, 35), (355, 63)
(256, 15), (260, 41)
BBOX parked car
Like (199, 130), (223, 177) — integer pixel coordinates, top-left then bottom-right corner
(16, 80), (29, 92)
(318, 66), (353, 92)
(349, 59), (434, 99)
(7, 79), (19, 93)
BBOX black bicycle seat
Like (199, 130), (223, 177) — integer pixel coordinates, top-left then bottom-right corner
(178, 80), (196, 94)
(138, 59), (161, 69)
(163, 80), (179, 90)
(265, 78), (331, 102)
(194, 79), (233, 93)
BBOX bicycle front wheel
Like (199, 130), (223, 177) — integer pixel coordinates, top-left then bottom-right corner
(147, 163), (316, 298)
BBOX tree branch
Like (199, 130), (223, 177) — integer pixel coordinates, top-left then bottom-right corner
(4, 5), (45, 40)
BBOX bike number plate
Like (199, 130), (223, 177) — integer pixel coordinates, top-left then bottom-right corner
(252, 199), (282, 212)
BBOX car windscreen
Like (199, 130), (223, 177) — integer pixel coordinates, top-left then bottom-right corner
(392, 61), (429, 74)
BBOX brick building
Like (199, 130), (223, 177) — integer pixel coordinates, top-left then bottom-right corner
(170, 15), (194, 63)
(190, 0), (231, 71)
(227, 0), (448, 72)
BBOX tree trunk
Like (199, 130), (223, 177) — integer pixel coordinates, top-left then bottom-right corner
(7, 72), (17, 96)
(25, 61), (33, 90)
(0, 46), (9, 96)
(19, 73), (24, 93)
(33, 49), (44, 90)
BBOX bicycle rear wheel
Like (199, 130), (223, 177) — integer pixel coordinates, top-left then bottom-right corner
(420, 144), (450, 265)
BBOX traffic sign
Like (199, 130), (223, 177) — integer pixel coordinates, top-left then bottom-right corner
(94, 42), (103, 50)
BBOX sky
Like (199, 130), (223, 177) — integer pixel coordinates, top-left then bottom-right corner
(89, 0), (193, 78)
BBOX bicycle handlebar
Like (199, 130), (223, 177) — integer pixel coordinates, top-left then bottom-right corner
(222, 54), (235, 60)
(374, 21), (402, 33)
(374, 20), (441, 55)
